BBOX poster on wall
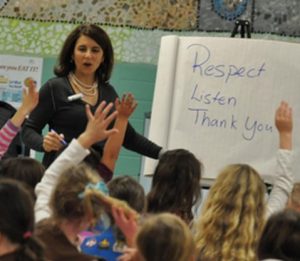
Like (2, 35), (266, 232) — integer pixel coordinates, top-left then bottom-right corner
(0, 54), (43, 108)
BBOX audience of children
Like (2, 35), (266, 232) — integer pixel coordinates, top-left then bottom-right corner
(0, 74), (298, 261)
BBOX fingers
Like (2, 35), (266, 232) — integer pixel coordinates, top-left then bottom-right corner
(94, 101), (107, 117)
(104, 127), (119, 137)
(115, 97), (121, 109)
(24, 77), (37, 89)
(43, 131), (64, 152)
(103, 110), (118, 128)
(85, 104), (93, 121)
(276, 101), (292, 120)
(101, 102), (114, 118)
(275, 100), (293, 134)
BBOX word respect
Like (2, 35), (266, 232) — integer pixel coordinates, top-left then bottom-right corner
(187, 44), (266, 83)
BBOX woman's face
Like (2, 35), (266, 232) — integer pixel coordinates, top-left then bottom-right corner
(73, 35), (104, 78)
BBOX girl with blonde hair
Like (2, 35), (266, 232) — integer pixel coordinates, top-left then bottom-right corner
(113, 211), (196, 261)
(195, 101), (294, 261)
(136, 213), (195, 261)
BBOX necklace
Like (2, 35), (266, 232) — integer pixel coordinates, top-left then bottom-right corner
(68, 72), (98, 97)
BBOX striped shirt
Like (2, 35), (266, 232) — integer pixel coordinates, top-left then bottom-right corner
(0, 120), (19, 159)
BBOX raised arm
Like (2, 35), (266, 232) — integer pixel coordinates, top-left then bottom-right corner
(101, 93), (137, 175)
(275, 101), (292, 150)
(267, 101), (294, 217)
(0, 78), (38, 159)
(35, 101), (118, 222)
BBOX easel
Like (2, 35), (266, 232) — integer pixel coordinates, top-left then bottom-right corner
(231, 19), (251, 38)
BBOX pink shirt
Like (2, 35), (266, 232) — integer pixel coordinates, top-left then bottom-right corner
(0, 120), (19, 159)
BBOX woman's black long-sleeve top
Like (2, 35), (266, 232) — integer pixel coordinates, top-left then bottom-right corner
(21, 77), (162, 167)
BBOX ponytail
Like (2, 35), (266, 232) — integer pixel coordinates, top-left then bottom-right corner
(17, 235), (44, 261)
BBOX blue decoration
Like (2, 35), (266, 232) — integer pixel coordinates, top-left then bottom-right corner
(213, 0), (249, 21)
(78, 181), (109, 198)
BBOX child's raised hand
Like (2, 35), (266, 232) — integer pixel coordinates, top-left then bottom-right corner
(20, 77), (39, 115)
(10, 78), (39, 128)
(275, 101), (293, 150)
(275, 101), (293, 134)
(115, 93), (137, 119)
(78, 101), (118, 148)
(112, 206), (138, 247)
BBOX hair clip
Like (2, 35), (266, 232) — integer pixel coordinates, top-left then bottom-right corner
(23, 231), (32, 239)
(78, 181), (109, 198)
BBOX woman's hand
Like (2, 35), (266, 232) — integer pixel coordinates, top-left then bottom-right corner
(42, 130), (65, 152)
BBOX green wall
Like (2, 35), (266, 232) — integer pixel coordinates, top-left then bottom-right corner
(38, 58), (157, 180)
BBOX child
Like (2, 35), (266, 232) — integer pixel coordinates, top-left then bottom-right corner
(34, 95), (138, 260)
(0, 179), (44, 260)
(147, 149), (203, 224)
(136, 213), (195, 261)
(0, 78), (38, 159)
(0, 157), (44, 200)
(194, 101), (294, 261)
(258, 209), (300, 261)
(113, 211), (196, 261)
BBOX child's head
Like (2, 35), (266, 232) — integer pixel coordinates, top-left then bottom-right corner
(136, 213), (195, 261)
(195, 164), (266, 261)
(147, 149), (202, 223)
(258, 209), (300, 261)
(0, 179), (44, 260)
(50, 163), (136, 235)
(49, 163), (102, 226)
(0, 157), (45, 199)
(108, 175), (146, 213)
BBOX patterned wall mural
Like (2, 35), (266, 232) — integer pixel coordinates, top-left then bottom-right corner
(0, 0), (299, 64)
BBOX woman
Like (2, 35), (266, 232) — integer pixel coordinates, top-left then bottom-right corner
(21, 24), (162, 167)
(0, 179), (44, 261)
(194, 101), (294, 261)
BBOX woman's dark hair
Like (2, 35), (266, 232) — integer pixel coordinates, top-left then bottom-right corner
(0, 179), (44, 260)
(54, 24), (114, 84)
(108, 175), (146, 213)
(0, 157), (45, 200)
(147, 149), (202, 223)
(257, 209), (300, 261)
